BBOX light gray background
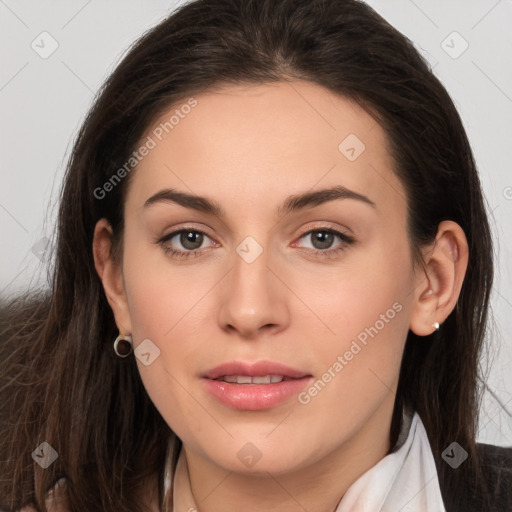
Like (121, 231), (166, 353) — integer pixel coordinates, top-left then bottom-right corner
(1, 0), (511, 446)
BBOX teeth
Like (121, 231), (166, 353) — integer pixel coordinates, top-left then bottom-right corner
(252, 376), (271, 384)
(217, 375), (286, 384)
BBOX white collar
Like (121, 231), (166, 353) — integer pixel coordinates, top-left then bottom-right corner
(335, 409), (446, 511)
(168, 408), (446, 512)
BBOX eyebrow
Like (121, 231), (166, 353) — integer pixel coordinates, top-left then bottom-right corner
(143, 185), (376, 217)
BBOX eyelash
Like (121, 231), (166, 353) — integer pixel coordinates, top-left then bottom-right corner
(157, 226), (355, 260)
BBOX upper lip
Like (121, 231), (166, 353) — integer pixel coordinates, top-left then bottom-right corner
(203, 360), (310, 380)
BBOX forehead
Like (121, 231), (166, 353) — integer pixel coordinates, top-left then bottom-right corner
(126, 80), (406, 216)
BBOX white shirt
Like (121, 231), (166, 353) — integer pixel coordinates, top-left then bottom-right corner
(335, 410), (446, 511)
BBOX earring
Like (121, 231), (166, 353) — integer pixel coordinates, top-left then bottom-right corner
(114, 333), (133, 357)
(432, 322), (440, 331)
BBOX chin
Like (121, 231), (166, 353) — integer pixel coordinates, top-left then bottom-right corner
(200, 441), (312, 475)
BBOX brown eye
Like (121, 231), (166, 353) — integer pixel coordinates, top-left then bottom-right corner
(295, 228), (355, 259)
(309, 230), (335, 250)
(179, 231), (204, 250)
(158, 228), (216, 259)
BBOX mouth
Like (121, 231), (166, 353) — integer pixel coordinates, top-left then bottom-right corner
(201, 360), (313, 410)
(214, 374), (297, 384)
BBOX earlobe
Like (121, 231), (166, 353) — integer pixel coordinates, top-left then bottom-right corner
(409, 220), (469, 337)
(92, 218), (132, 333)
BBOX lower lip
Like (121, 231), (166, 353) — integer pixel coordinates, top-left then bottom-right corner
(202, 377), (313, 410)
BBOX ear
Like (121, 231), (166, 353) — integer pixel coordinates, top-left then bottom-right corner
(92, 218), (132, 334)
(409, 220), (469, 336)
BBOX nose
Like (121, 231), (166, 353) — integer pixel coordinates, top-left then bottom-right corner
(217, 242), (290, 339)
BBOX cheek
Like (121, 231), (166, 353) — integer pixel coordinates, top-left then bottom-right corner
(122, 260), (210, 444)
(120, 241), (216, 412)
(295, 280), (409, 443)
(121, 237), (200, 339)
(306, 288), (406, 403)
(298, 239), (412, 401)
(299, 238), (411, 352)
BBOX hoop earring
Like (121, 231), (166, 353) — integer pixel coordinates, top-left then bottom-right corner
(114, 333), (133, 357)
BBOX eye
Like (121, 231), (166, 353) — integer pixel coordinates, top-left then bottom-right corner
(157, 226), (355, 260)
(158, 228), (217, 259)
(294, 228), (355, 258)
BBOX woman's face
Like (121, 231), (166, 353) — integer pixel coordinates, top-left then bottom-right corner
(116, 81), (423, 474)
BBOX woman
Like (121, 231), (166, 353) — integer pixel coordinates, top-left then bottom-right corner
(1, 0), (511, 510)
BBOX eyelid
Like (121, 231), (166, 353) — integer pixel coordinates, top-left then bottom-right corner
(292, 222), (354, 243)
(158, 226), (218, 246)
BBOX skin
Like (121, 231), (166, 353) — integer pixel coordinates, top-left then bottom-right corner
(93, 80), (468, 512)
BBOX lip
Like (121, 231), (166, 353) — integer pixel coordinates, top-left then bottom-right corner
(201, 360), (313, 410)
(202, 360), (309, 380)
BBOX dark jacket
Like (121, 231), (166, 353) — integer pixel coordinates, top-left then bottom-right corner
(440, 442), (512, 511)
(393, 405), (512, 511)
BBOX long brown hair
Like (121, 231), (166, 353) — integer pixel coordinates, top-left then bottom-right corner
(0, 0), (498, 510)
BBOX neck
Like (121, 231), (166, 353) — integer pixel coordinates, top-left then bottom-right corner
(179, 398), (395, 512)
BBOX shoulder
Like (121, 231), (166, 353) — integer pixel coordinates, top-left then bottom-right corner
(477, 442), (512, 500)
(440, 442), (512, 512)
(477, 441), (512, 467)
